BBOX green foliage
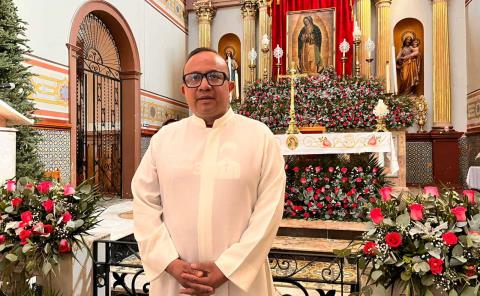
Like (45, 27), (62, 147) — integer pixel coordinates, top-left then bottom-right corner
(0, 0), (43, 178)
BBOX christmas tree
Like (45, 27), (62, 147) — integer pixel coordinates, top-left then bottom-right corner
(0, 0), (44, 178)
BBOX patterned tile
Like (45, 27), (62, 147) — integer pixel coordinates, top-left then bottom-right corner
(141, 137), (151, 158)
(406, 142), (433, 185)
(36, 129), (71, 183)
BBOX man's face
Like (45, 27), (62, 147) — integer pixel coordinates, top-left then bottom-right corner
(182, 52), (234, 125)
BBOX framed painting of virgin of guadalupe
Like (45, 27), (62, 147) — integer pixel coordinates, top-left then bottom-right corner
(286, 8), (336, 75)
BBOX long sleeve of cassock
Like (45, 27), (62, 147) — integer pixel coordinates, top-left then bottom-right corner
(215, 132), (286, 292)
(131, 136), (179, 282)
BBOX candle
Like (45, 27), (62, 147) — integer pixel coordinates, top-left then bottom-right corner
(227, 56), (232, 80)
(385, 61), (391, 93)
(235, 71), (239, 99)
(392, 45), (398, 94)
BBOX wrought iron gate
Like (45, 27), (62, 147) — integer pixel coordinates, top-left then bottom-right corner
(76, 14), (122, 196)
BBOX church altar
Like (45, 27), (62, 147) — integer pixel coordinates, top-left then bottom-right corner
(275, 131), (399, 175)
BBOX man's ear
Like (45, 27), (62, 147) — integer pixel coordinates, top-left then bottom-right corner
(228, 81), (235, 92)
(181, 84), (186, 95)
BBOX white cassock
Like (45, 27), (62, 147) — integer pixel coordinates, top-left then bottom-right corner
(132, 108), (286, 296)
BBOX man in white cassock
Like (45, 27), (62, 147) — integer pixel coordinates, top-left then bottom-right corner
(132, 48), (286, 296)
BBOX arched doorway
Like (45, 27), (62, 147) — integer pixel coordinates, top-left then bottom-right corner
(68, 1), (141, 198)
(76, 14), (122, 196)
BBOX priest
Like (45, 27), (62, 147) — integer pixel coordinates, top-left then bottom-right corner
(132, 47), (286, 295)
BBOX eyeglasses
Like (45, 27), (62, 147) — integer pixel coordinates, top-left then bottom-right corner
(183, 71), (228, 88)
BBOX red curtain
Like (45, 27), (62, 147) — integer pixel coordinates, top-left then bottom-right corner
(271, 0), (355, 77)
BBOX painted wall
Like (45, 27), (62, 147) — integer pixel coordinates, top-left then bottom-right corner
(390, 0), (467, 132)
(15, 0), (189, 127)
(466, 0), (480, 131)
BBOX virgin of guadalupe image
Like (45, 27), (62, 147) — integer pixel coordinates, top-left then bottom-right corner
(298, 16), (322, 74)
(396, 31), (422, 95)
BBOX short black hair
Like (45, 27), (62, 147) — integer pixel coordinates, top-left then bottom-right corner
(183, 47), (229, 78)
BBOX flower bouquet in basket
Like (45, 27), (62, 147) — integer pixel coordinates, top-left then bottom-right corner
(0, 177), (102, 295)
(335, 186), (480, 296)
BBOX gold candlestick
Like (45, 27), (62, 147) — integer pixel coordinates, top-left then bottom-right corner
(353, 37), (361, 78)
(341, 56), (348, 78)
(366, 57), (374, 78)
(276, 62), (281, 82)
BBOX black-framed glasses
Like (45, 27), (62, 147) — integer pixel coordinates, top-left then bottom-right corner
(183, 71), (228, 88)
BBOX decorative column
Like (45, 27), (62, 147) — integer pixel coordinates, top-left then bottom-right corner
(194, 0), (216, 48)
(432, 0), (452, 129)
(357, 0), (372, 77)
(258, 0), (271, 80)
(241, 0), (257, 94)
(374, 0), (392, 83)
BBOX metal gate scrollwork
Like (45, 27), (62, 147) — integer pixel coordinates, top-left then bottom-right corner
(76, 13), (122, 196)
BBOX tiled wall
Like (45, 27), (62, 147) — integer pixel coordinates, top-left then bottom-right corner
(37, 129), (71, 183)
(406, 142), (433, 185)
(141, 136), (151, 159)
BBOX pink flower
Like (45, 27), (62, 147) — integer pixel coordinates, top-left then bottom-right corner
(463, 190), (476, 204)
(62, 211), (72, 223)
(355, 177), (363, 183)
(300, 177), (307, 184)
(328, 167), (334, 173)
(41, 199), (55, 213)
(451, 206), (467, 222)
(315, 166), (322, 173)
(6, 180), (16, 192)
(306, 187), (313, 193)
(0, 235), (5, 244)
(423, 186), (439, 198)
(293, 167), (300, 173)
(442, 232), (458, 246)
(37, 181), (53, 194)
(20, 211), (33, 223)
(409, 204), (424, 221)
(379, 187), (393, 202)
(63, 184), (75, 196)
(370, 208), (384, 224)
(11, 197), (23, 207)
(58, 239), (71, 253)
(341, 167), (348, 174)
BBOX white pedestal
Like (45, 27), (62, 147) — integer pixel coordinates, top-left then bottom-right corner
(0, 127), (17, 184)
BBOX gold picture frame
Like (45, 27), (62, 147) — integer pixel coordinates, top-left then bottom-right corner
(286, 8), (336, 75)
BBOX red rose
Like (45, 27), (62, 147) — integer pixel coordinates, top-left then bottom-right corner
(303, 212), (310, 219)
(43, 224), (54, 234)
(37, 181), (53, 194)
(300, 177), (307, 184)
(11, 197), (23, 207)
(62, 211), (72, 223)
(379, 187), (393, 202)
(370, 208), (384, 225)
(293, 167), (300, 173)
(6, 180), (16, 192)
(423, 186), (439, 198)
(428, 257), (444, 275)
(409, 203), (424, 221)
(42, 199), (55, 213)
(328, 167), (334, 173)
(315, 166), (322, 173)
(451, 206), (467, 222)
(442, 232), (458, 246)
(363, 241), (377, 255)
(58, 239), (71, 253)
(20, 211), (33, 223)
(372, 167), (379, 173)
(342, 177), (349, 183)
(292, 206), (303, 212)
(385, 232), (402, 248)
(306, 187), (313, 193)
(341, 167), (348, 174)
(355, 177), (363, 183)
(313, 177), (319, 183)
(465, 265), (476, 277)
(0, 235), (5, 244)
(463, 190), (476, 204)
(19, 229), (32, 241)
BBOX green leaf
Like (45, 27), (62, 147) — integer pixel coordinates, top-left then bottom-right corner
(401, 271), (411, 281)
(22, 244), (32, 253)
(44, 243), (51, 254)
(333, 249), (351, 257)
(449, 289), (458, 296)
(42, 261), (52, 275)
(396, 213), (411, 227)
(79, 184), (92, 194)
(460, 287), (476, 296)
(5, 253), (17, 262)
(371, 270), (383, 281)
(4, 206), (14, 213)
(452, 244), (464, 257)
(421, 274), (434, 286)
(358, 257), (366, 270)
(428, 248), (441, 259)
(375, 284), (386, 295)
(425, 289), (434, 296)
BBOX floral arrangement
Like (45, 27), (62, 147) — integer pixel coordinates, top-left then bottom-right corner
(233, 68), (414, 134)
(284, 155), (388, 221)
(339, 186), (480, 295)
(0, 177), (102, 295)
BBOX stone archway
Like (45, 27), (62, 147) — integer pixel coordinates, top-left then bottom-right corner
(68, 0), (141, 198)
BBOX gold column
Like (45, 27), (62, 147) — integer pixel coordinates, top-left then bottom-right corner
(241, 0), (257, 94)
(194, 0), (216, 48)
(432, 0), (452, 129)
(357, 0), (372, 77)
(258, 0), (271, 80)
(375, 0), (392, 82)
